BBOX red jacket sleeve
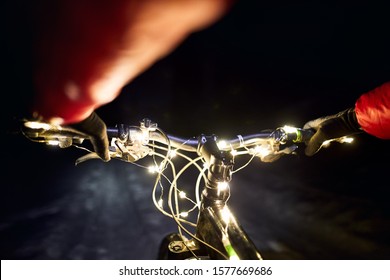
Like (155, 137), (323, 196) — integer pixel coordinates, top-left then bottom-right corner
(355, 81), (390, 139)
(31, 0), (234, 125)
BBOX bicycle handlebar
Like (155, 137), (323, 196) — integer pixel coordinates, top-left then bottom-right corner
(20, 117), (362, 260)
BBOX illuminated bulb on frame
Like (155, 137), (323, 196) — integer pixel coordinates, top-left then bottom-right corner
(221, 207), (232, 223)
(217, 182), (229, 191)
(158, 199), (163, 208)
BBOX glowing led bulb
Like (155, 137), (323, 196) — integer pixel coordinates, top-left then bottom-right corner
(217, 140), (228, 150)
(179, 191), (187, 199)
(168, 150), (177, 158)
(47, 140), (60, 146)
(253, 145), (271, 158)
(340, 136), (354, 143)
(180, 212), (189, 218)
(221, 207), (232, 223)
(158, 199), (163, 208)
(24, 121), (52, 130)
(322, 136), (354, 148)
(217, 182), (229, 191)
(148, 165), (160, 174)
(322, 140), (332, 147)
(282, 125), (298, 134)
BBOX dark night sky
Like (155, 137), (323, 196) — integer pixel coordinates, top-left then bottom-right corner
(1, 1), (390, 260)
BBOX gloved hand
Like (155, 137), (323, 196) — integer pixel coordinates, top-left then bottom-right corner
(303, 108), (362, 156)
(70, 112), (110, 162)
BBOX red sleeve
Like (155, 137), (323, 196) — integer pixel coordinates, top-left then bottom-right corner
(355, 81), (390, 139)
(32, 0), (234, 125)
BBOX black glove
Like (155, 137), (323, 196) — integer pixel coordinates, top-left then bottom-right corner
(303, 108), (362, 156)
(70, 112), (110, 161)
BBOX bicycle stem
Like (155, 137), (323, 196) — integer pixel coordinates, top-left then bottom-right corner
(195, 135), (263, 260)
(197, 134), (233, 204)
